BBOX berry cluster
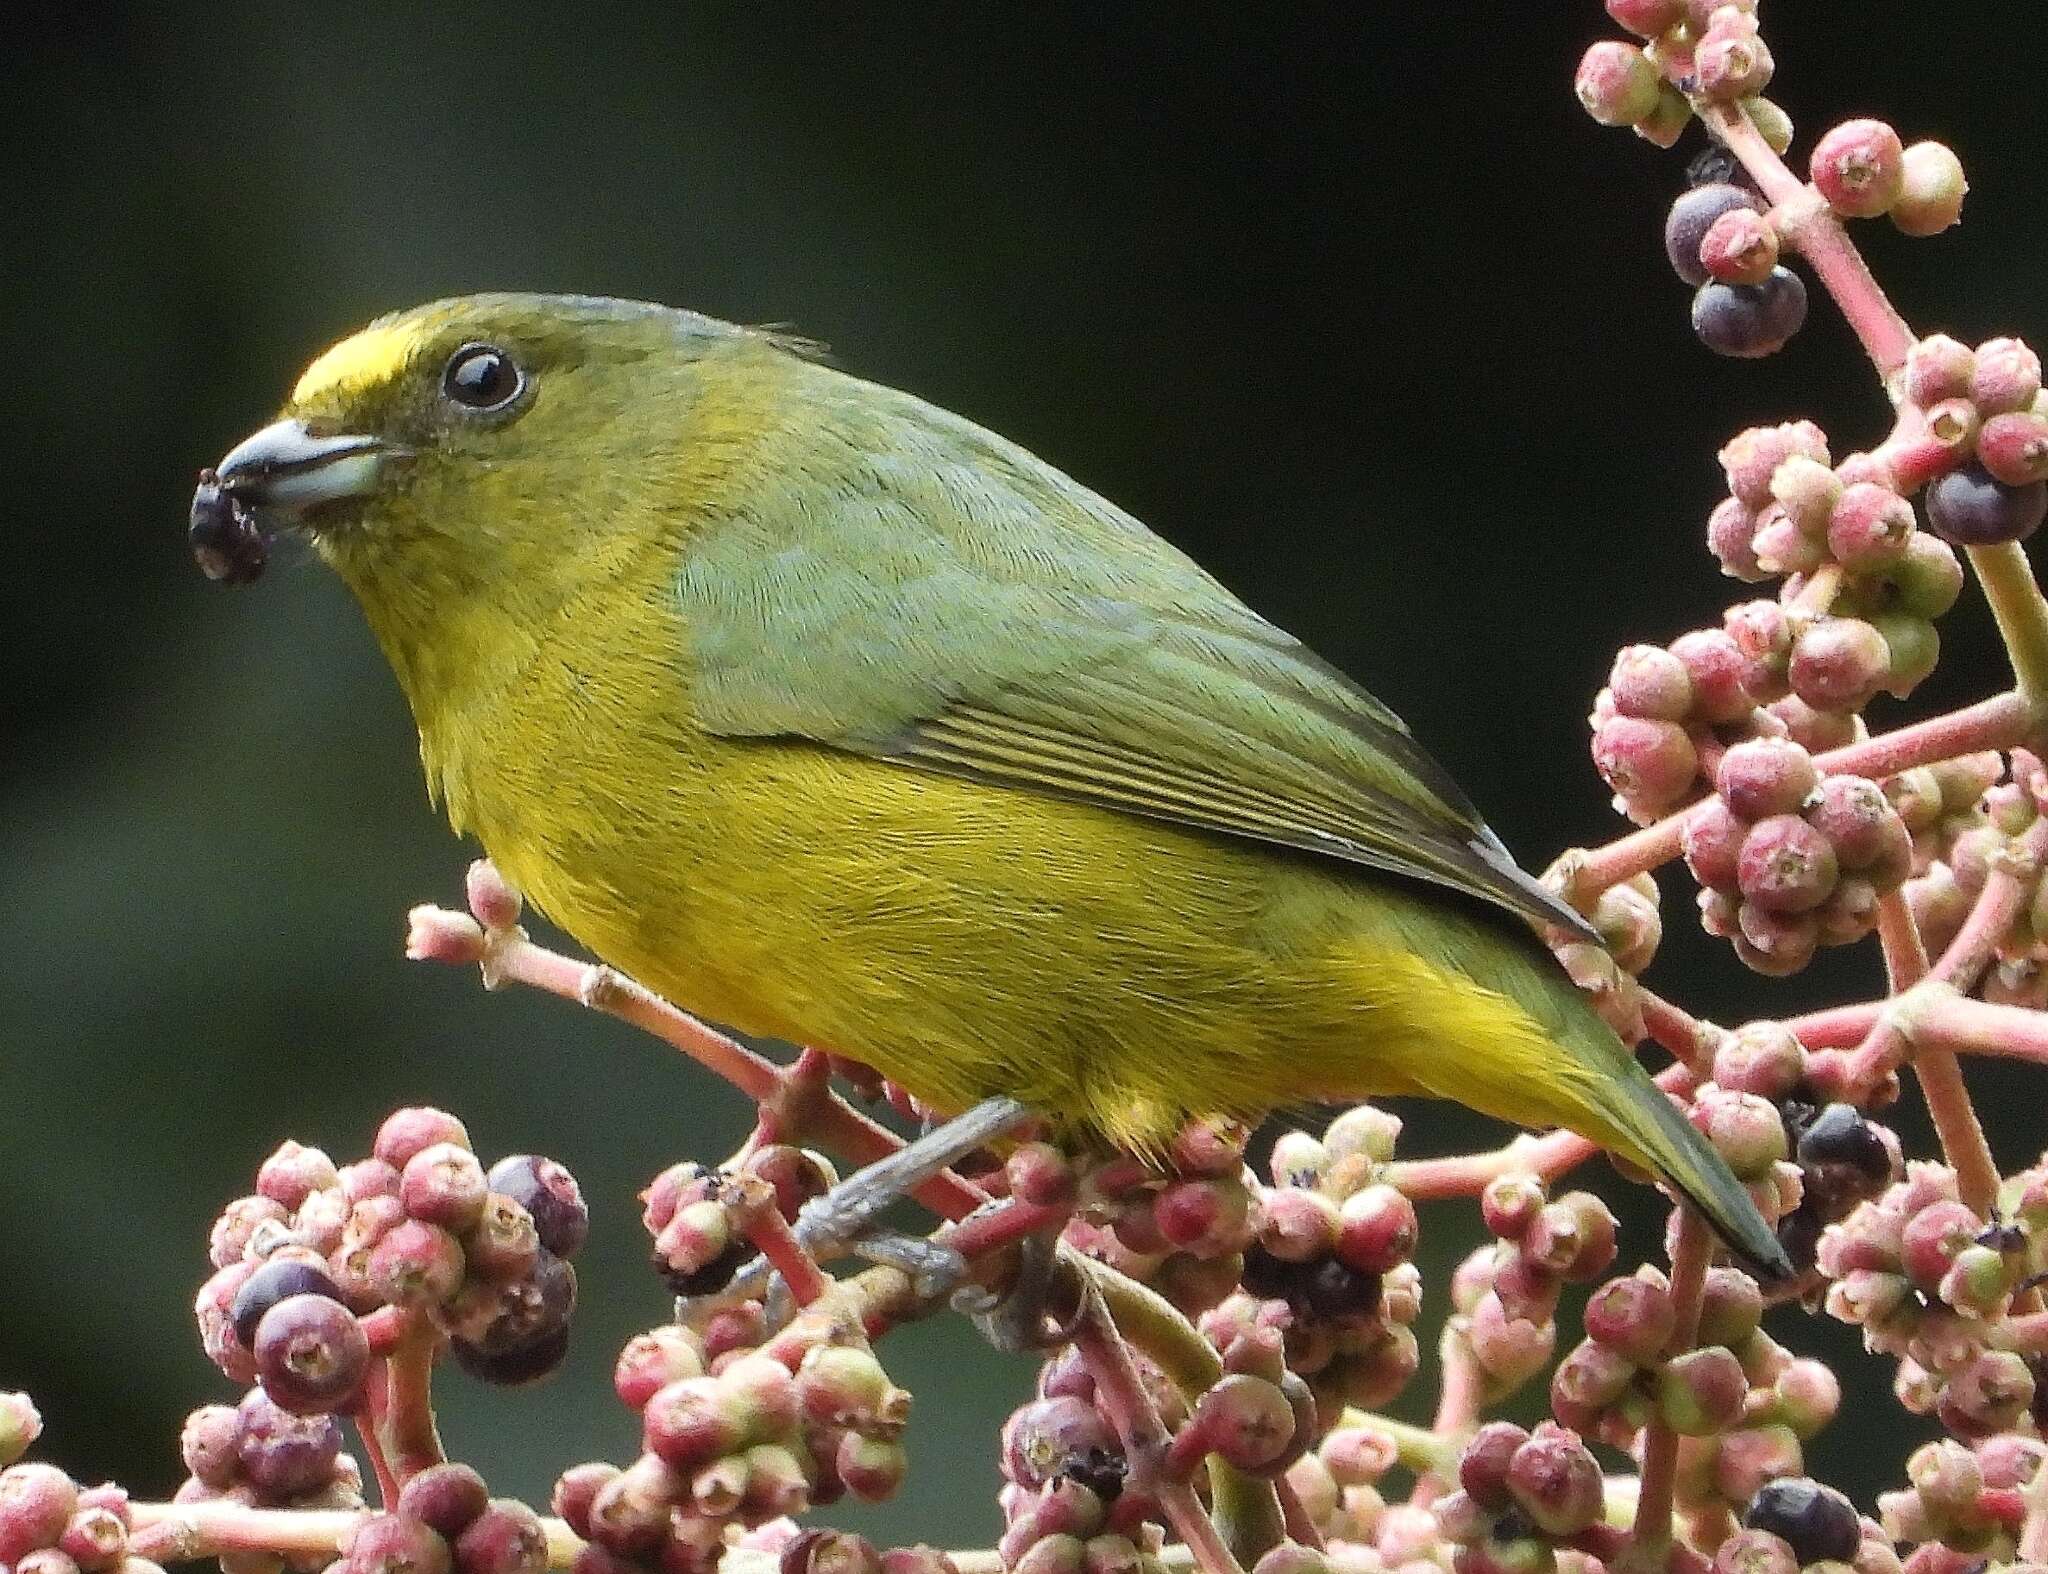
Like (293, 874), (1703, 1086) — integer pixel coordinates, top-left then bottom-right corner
(997, 1373), (1174, 1574)
(197, 1113), (587, 1412)
(333, 1466), (546, 1574)
(1818, 1162), (2044, 1437)
(1449, 1175), (1621, 1402)
(1434, 1421), (1607, 1574)
(1059, 1121), (1261, 1318)
(1878, 1436), (2044, 1571)
(0, 1465), (149, 1574)
(644, 1145), (838, 1297)
(559, 1322), (911, 1574)
(1682, 737), (1914, 975)
(1897, 750), (2048, 1007)
(1277, 1425), (1420, 1570)
(177, 1391), (364, 1535)
(1192, 1108), (1424, 1418)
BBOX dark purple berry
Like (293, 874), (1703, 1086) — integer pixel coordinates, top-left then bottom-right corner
(1666, 183), (1759, 286)
(1796, 1104), (1889, 1180)
(1692, 269), (1808, 358)
(1925, 462), (2047, 546)
(231, 1256), (346, 1346)
(1743, 1478), (1861, 1565)
(235, 1389), (344, 1499)
(450, 1252), (576, 1387)
(1299, 1258), (1382, 1321)
(486, 1156), (589, 1260)
(189, 471), (270, 585)
(253, 1294), (370, 1414)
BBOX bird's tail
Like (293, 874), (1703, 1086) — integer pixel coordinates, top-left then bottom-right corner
(1340, 933), (1791, 1282)
(1577, 1052), (1793, 1283)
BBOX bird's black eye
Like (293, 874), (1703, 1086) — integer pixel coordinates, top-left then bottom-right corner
(441, 344), (524, 411)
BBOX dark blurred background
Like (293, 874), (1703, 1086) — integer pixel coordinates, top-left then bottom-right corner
(6, 0), (2046, 1549)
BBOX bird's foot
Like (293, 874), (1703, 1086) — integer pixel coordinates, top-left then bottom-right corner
(678, 1094), (1033, 1319)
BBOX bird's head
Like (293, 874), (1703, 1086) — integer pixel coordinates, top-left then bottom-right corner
(197, 292), (809, 698)
(198, 292), (804, 592)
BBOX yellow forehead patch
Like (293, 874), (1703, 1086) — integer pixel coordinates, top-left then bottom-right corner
(291, 320), (430, 408)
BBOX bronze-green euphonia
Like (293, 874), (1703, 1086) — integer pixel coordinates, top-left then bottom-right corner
(197, 293), (1787, 1277)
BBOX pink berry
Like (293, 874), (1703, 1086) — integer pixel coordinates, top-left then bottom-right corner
(1708, 497), (1766, 581)
(1901, 334), (1976, 407)
(1737, 814), (1840, 914)
(1606, 0), (1686, 35)
(1716, 736), (1818, 821)
(614, 1327), (705, 1411)
(1584, 1273), (1676, 1362)
(1699, 208), (1779, 286)
(1504, 1426), (1605, 1536)
(1809, 119), (1905, 218)
(1457, 1422), (1529, 1511)
(1721, 423), (1829, 509)
(1750, 507), (1825, 577)
(1827, 483), (1915, 571)
(396, 1464), (490, 1537)
(1806, 776), (1912, 882)
(1592, 716), (1699, 816)
(1575, 42), (1661, 127)
(1669, 629), (1756, 723)
(1788, 618), (1890, 713)
(256, 1142), (341, 1213)
(1978, 410), (2048, 486)
(401, 1144), (489, 1235)
(1891, 142), (1967, 236)
(1607, 645), (1694, 722)
(1971, 337), (2043, 417)
(1683, 799), (1750, 892)
(373, 1108), (472, 1170)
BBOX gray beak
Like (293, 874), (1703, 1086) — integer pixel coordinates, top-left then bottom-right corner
(214, 419), (390, 512)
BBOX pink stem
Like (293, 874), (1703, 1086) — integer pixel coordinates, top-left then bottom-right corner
(1915, 995), (2048, 1066)
(1410, 1328), (1486, 1507)
(1868, 891), (2002, 1217)
(1385, 1063), (1699, 1200)
(1573, 693), (2032, 891)
(731, 1175), (831, 1307)
(1070, 1283), (1246, 1574)
(1630, 1206), (1710, 1566)
(128, 1502), (583, 1569)
(364, 1316), (445, 1489)
(473, 931), (989, 1222)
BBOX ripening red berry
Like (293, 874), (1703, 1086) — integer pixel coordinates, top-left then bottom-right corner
(1809, 120), (1905, 218)
(1575, 42), (1662, 127)
(1592, 716), (1699, 816)
(1716, 737), (1818, 821)
(1977, 411), (2048, 487)
(396, 1463), (491, 1537)
(1900, 334), (1976, 407)
(1698, 207), (1779, 285)
(1737, 815), (1839, 915)
(374, 1108), (473, 1170)
(1826, 482), (1915, 571)
(1666, 184), (1759, 287)
(1967, 338), (2044, 419)
(1682, 799), (1749, 892)
(1606, 0), (1685, 36)
(1787, 618), (1891, 714)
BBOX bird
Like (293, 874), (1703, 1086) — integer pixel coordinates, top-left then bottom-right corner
(198, 292), (1788, 1278)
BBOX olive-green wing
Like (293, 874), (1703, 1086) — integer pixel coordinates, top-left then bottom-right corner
(675, 372), (1594, 941)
